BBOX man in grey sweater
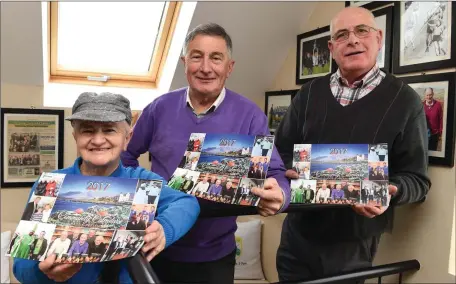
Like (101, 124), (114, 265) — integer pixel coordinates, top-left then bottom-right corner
(275, 6), (431, 282)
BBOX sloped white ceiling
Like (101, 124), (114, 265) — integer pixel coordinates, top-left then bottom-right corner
(1, 1), (316, 105)
(1, 1), (44, 86)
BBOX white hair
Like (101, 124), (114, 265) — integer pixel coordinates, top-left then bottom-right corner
(71, 120), (131, 136)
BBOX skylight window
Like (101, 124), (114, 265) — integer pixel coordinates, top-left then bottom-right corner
(49, 2), (181, 88)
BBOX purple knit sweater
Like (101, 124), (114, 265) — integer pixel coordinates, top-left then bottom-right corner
(121, 87), (290, 262)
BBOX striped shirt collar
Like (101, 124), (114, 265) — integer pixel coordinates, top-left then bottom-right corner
(186, 87), (226, 116)
(333, 63), (381, 89)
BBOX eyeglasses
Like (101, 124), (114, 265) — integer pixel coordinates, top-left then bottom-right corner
(331, 25), (378, 42)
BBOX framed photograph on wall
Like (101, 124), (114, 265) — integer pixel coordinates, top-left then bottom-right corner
(373, 5), (394, 72)
(401, 72), (455, 167)
(345, 1), (393, 11)
(296, 26), (333, 85)
(265, 89), (298, 133)
(393, 1), (455, 74)
(332, 5), (394, 73)
(1, 108), (65, 188)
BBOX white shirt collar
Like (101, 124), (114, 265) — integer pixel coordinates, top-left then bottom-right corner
(186, 87), (226, 113)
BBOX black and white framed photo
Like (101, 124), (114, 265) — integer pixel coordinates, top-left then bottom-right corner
(393, 1), (455, 74)
(345, 1), (393, 11)
(1, 108), (65, 188)
(296, 26), (333, 85)
(333, 5), (394, 73)
(372, 5), (394, 72)
(265, 89), (298, 133)
(401, 72), (455, 167)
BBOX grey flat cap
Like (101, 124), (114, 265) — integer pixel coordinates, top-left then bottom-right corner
(66, 92), (132, 125)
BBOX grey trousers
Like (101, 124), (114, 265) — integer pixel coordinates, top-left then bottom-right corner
(276, 215), (381, 284)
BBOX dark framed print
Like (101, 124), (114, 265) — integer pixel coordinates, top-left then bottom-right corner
(296, 26), (333, 85)
(332, 5), (394, 73)
(373, 5), (394, 72)
(393, 1), (455, 74)
(265, 89), (298, 133)
(1, 108), (65, 188)
(345, 1), (393, 11)
(401, 72), (455, 167)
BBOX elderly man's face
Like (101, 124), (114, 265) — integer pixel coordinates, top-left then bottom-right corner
(72, 121), (132, 170)
(425, 89), (434, 102)
(182, 35), (235, 98)
(328, 7), (382, 77)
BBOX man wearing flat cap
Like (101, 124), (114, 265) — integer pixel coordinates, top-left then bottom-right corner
(13, 92), (200, 284)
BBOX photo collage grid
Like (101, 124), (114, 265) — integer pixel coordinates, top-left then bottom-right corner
(6, 172), (162, 263)
(291, 144), (389, 206)
(169, 133), (274, 206)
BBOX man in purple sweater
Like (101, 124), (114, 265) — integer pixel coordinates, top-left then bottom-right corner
(121, 23), (290, 283)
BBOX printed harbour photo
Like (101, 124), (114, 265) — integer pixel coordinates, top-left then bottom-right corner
(201, 133), (255, 158)
(196, 155), (250, 177)
(47, 201), (132, 230)
(310, 144), (369, 180)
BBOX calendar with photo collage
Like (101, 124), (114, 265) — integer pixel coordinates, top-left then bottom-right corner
(168, 133), (275, 206)
(290, 144), (390, 207)
(6, 172), (162, 264)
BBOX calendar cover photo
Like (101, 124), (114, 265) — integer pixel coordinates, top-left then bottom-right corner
(6, 172), (162, 264)
(169, 133), (275, 206)
(291, 144), (389, 207)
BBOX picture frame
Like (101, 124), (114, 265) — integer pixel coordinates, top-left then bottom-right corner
(265, 89), (299, 133)
(296, 26), (333, 85)
(1, 108), (64, 188)
(332, 5), (394, 73)
(373, 5), (394, 72)
(392, 1), (455, 74)
(400, 72), (455, 167)
(345, 1), (393, 11)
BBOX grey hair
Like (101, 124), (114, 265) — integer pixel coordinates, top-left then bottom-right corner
(182, 23), (233, 58)
(71, 120), (131, 135)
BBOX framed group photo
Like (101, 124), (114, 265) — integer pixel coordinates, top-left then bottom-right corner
(265, 89), (298, 133)
(401, 72), (455, 167)
(296, 26), (333, 85)
(1, 108), (64, 188)
(393, 1), (455, 74)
